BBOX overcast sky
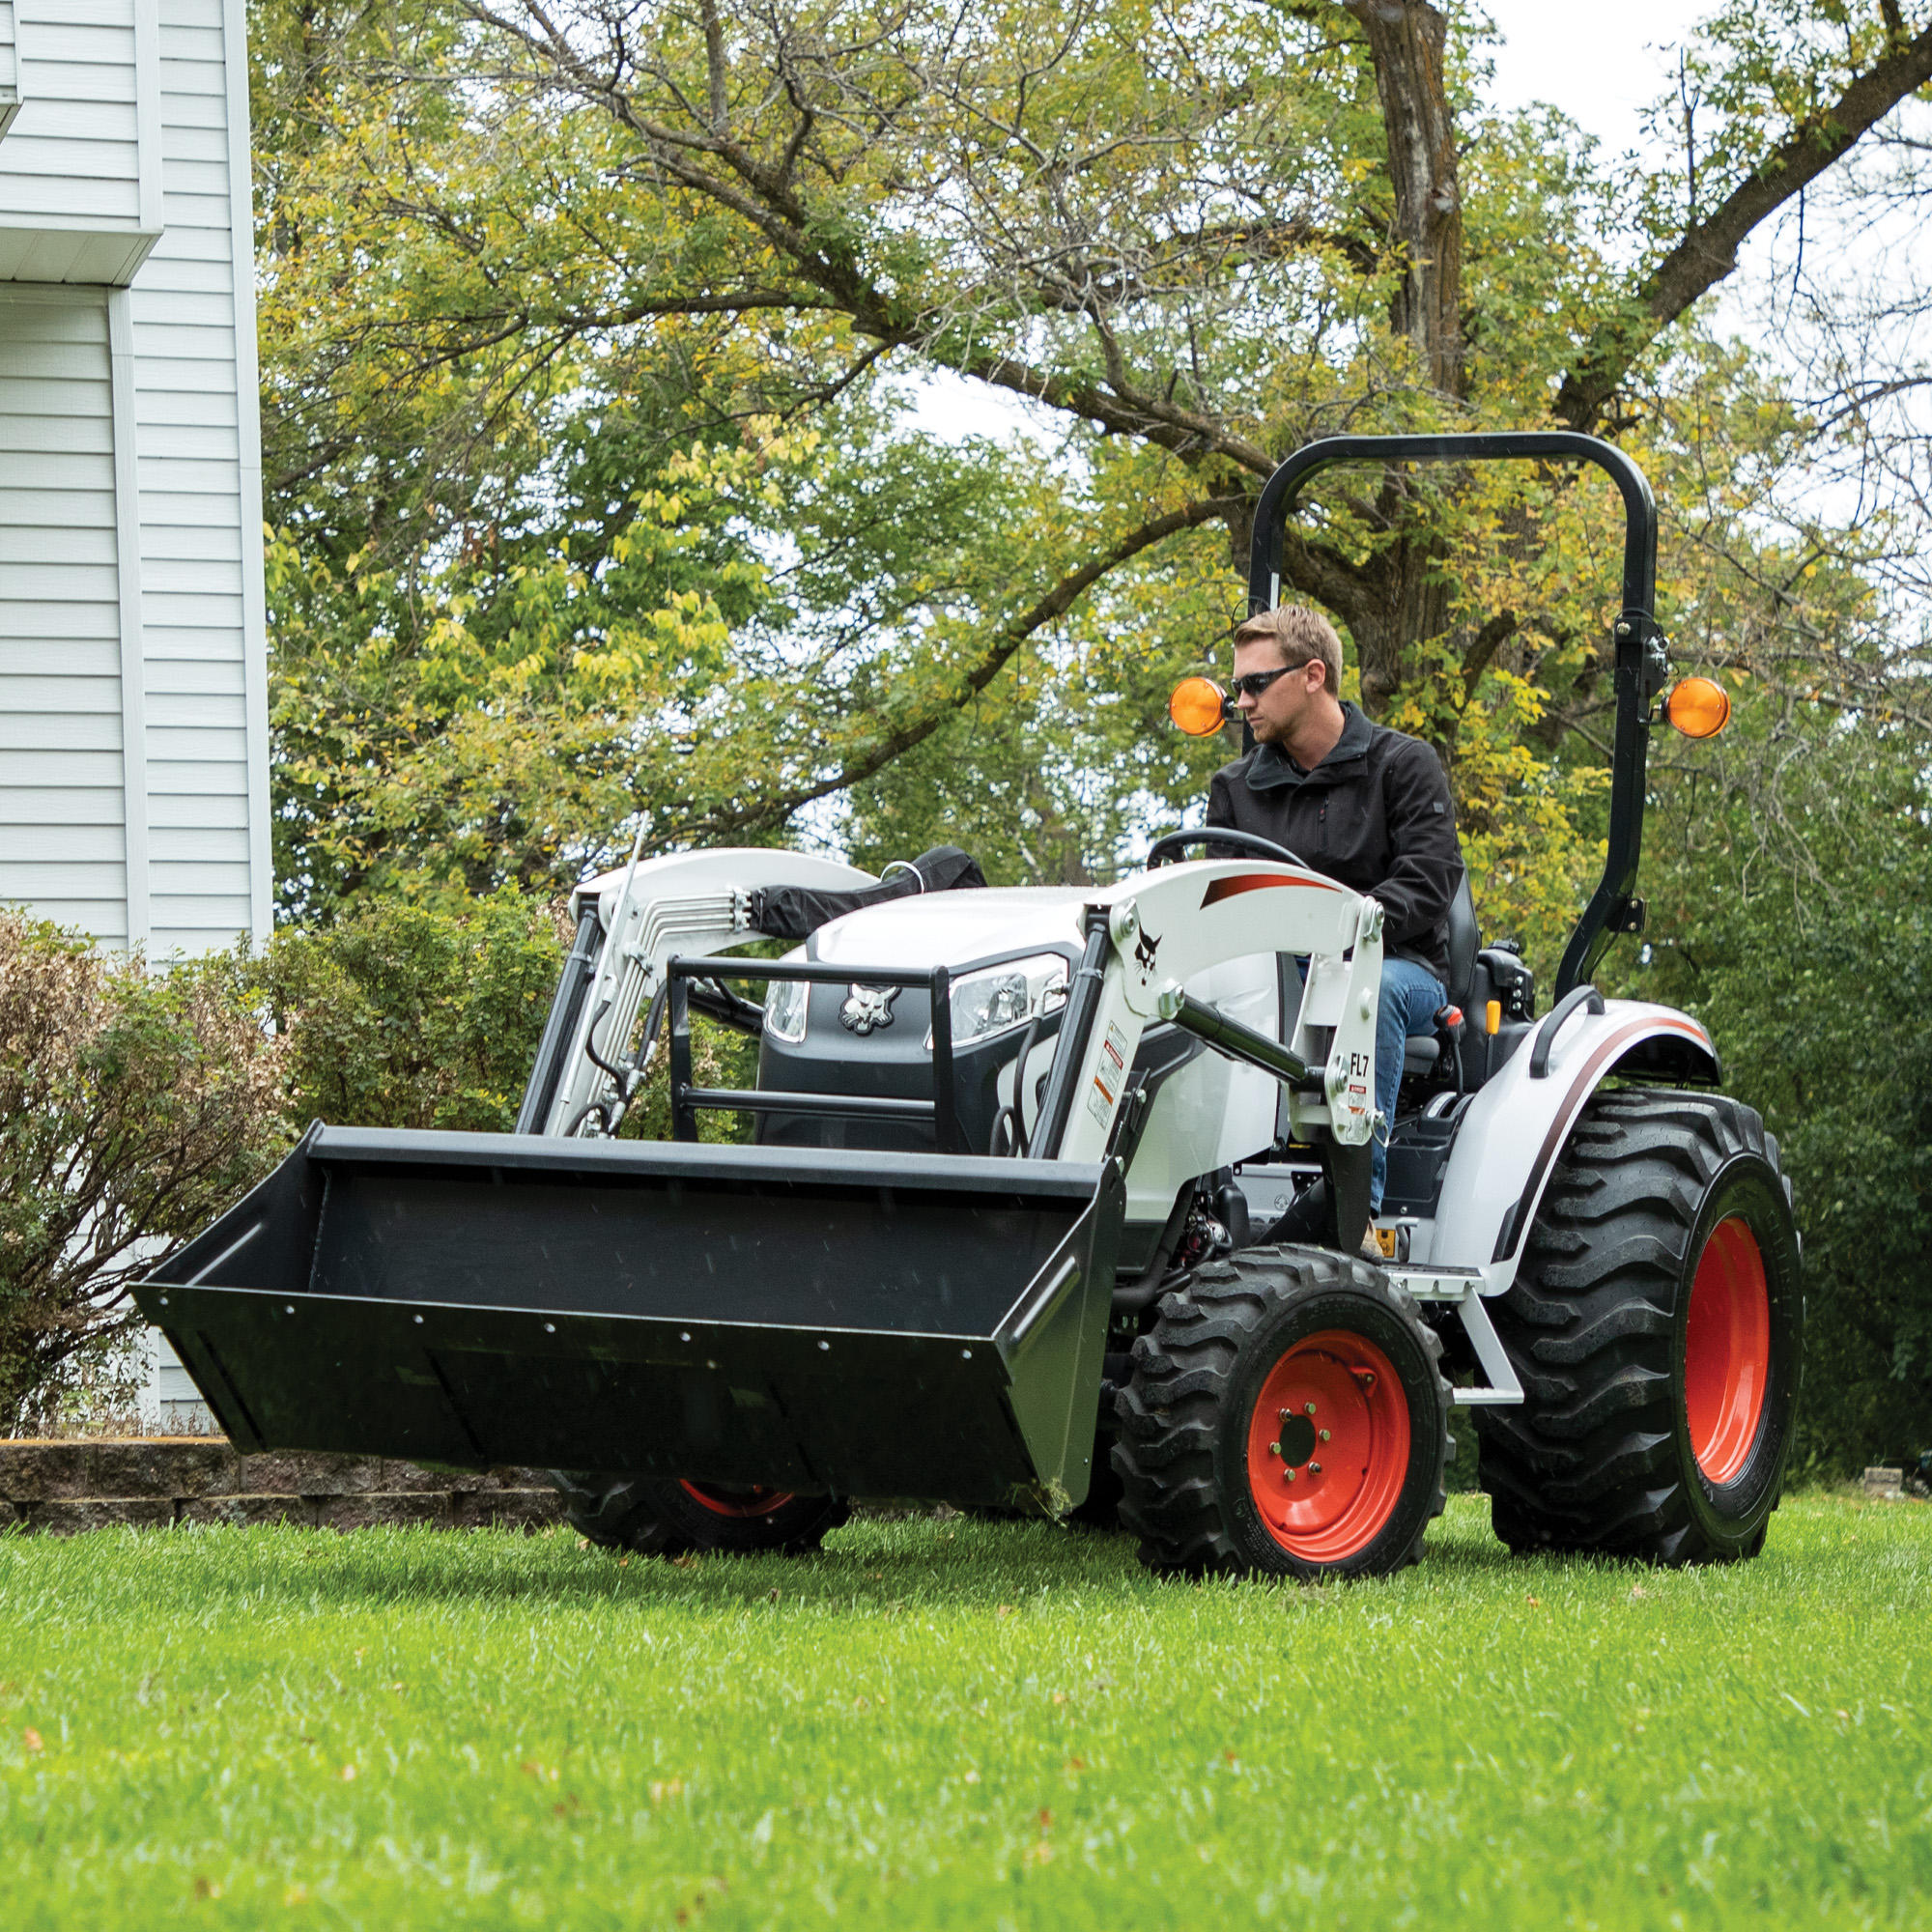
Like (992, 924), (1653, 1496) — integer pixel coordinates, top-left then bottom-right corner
(1479, 0), (1690, 156)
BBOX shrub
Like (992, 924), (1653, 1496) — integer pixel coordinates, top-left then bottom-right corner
(1629, 724), (1932, 1475)
(1683, 894), (1932, 1475)
(253, 891), (564, 1133)
(0, 916), (289, 1433)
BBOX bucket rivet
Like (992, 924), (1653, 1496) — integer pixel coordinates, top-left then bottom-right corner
(286, 1304), (296, 1315)
(818, 1339), (831, 1351)
(413, 1315), (423, 1325)
(680, 1330), (692, 1342)
(545, 1322), (555, 1334)
(961, 1348), (973, 1360)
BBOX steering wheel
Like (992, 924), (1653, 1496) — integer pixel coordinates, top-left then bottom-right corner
(1146, 827), (1311, 870)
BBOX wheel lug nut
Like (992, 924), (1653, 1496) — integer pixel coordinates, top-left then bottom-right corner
(1309, 1462), (1322, 1475)
(1304, 1403), (1317, 1416)
(1268, 1441), (1282, 1458)
(1319, 1429), (1331, 1442)
(1284, 1468), (1297, 1483)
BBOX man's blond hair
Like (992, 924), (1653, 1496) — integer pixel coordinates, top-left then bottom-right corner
(1232, 606), (1342, 695)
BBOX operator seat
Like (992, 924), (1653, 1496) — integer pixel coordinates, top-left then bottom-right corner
(1400, 869), (1478, 1078)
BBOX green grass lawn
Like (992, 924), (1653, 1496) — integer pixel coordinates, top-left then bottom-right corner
(2, 1493), (1928, 1929)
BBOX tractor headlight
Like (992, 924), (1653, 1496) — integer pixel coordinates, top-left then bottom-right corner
(762, 975), (810, 1044)
(931, 953), (1070, 1048)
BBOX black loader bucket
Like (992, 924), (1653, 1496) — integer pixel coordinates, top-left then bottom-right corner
(132, 1127), (1123, 1509)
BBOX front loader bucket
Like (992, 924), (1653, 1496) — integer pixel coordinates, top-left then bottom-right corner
(132, 1126), (1123, 1509)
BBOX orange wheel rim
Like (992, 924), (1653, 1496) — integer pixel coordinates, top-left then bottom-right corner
(1246, 1329), (1409, 1561)
(678, 1481), (794, 1519)
(1683, 1216), (1771, 1484)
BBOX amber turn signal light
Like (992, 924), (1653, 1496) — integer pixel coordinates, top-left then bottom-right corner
(1665, 676), (1731, 739)
(1169, 676), (1230, 736)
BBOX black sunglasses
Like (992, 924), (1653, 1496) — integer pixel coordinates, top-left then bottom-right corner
(1228, 663), (1312, 700)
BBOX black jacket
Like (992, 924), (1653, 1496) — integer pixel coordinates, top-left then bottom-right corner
(1206, 703), (1462, 980)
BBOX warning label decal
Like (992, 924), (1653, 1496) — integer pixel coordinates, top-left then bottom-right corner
(1086, 1021), (1133, 1129)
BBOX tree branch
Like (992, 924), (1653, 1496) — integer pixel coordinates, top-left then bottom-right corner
(1558, 19), (1932, 428)
(1460, 609), (1519, 702)
(696, 494), (1245, 836)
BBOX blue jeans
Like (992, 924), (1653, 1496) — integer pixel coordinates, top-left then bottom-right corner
(1370, 958), (1446, 1213)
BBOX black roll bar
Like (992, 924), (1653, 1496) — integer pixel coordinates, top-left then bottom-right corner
(1246, 432), (1670, 999)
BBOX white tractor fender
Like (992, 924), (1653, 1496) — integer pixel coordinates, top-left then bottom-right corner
(1427, 997), (1721, 1293)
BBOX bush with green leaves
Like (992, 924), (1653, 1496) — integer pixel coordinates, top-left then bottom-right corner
(0, 916), (288, 1433)
(1624, 718), (1932, 1475)
(252, 892), (565, 1134)
(0, 894), (565, 1430)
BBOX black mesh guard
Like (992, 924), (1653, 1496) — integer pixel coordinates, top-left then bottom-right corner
(748, 845), (986, 941)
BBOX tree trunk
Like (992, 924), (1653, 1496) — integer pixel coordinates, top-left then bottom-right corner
(1351, 530), (1447, 722)
(1346, 0), (1464, 395)
(1264, 3), (1463, 723)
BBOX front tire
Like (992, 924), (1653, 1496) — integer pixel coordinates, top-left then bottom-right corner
(1114, 1247), (1451, 1579)
(551, 1472), (849, 1556)
(1475, 1089), (1804, 1564)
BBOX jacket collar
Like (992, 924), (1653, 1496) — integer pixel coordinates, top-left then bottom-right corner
(1244, 701), (1374, 792)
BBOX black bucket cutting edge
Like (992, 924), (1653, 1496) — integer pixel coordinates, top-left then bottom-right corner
(132, 1125), (1124, 1509)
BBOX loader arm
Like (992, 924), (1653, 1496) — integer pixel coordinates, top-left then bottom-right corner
(532, 848), (877, 1138)
(1037, 861), (1385, 1165)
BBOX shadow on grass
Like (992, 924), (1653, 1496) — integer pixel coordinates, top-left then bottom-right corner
(0, 1492), (1685, 1620)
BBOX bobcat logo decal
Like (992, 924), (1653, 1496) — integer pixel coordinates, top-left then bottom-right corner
(838, 984), (900, 1035)
(1133, 927), (1162, 983)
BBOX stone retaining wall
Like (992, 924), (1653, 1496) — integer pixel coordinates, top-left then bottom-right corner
(0, 1439), (564, 1535)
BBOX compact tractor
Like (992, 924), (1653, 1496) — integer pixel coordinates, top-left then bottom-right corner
(137, 434), (1803, 1580)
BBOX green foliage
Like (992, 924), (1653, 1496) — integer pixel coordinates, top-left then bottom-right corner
(0, 917), (288, 1433)
(3, 1499), (1929, 1923)
(247, 0), (1932, 925)
(252, 893), (565, 1133)
(0, 894), (574, 1424)
(1613, 715), (1932, 1472)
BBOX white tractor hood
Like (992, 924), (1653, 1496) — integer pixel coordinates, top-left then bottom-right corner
(805, 887), (1095, 971)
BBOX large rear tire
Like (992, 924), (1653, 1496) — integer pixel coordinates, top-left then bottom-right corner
(1475, 1089), (1803, 1564)
(1114, 1247), (1451, 1579)
(550, 1472), (849, 1556)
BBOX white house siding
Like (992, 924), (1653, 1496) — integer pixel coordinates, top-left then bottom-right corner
(0, 0), (152, 282)
(0, 286), (125, 940)
(131, 0), (263, 954)
(0, 0), (268, 955)
(0, 8), (20, 132)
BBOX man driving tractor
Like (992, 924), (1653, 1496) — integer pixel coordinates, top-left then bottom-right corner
(1206, 606), (1464, 1245)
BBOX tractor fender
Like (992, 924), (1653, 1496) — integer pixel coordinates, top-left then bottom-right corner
(1425, 998), (1721, 1293)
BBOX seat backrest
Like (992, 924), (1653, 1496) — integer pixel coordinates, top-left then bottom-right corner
(1445, 868), (1479, 1012)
